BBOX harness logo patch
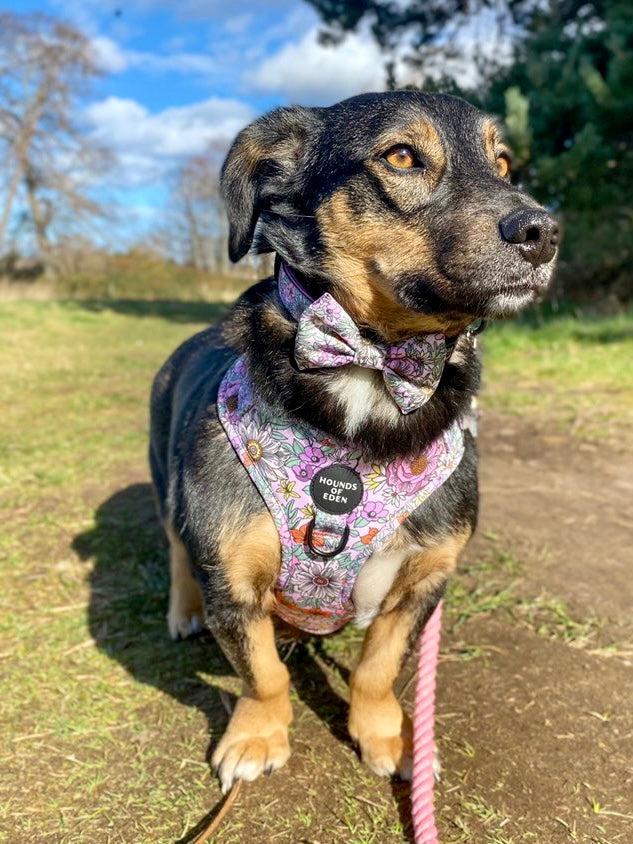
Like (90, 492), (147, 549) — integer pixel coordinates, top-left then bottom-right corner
(310, 465), (363, 515)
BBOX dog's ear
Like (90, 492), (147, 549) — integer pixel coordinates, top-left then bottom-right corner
(221, 106), (318, 262)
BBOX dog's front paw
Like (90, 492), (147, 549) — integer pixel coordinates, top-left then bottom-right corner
(211, 697), (292, 793)
(167, 592), (204, 640)
(349, 693), (413, 780)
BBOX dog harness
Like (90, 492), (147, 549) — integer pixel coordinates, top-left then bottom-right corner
(217, 264), (465, 634)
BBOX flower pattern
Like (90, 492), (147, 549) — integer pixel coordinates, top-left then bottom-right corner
(292, 462), (320, 482)
(361, 500), (388, 521)
(218, 354), (465, 634)
(240, 414), (285, 478)
(299, 444), (326, 467)
(385, 437), (443, 495)
(276, 480), (301, 501)
(293, 559), (344, 603)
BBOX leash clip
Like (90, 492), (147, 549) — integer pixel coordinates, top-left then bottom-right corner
(305, 517), (350, 558)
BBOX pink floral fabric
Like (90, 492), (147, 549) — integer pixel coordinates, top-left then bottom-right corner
(218, 357), (464, 634)
(278, 262), (448, 415)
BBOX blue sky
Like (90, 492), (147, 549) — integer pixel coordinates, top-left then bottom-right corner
(5, 1), (506, 246)
(6, 0), (393, 242)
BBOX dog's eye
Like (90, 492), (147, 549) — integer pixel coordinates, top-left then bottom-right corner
(496, 153), (510, 179)
(383, 145), (418, 170)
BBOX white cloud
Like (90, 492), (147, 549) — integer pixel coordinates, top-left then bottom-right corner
(244, 27), (388, 106)
(243, 5), (515, 102)
(88, 34), (218, 77)
(89, 36), (129, 73)
(84, 95), (254, 185)
(223, 14), (255, 34)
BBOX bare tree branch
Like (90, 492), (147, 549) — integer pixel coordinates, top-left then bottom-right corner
(160, 144), (229, 272)
(0, 12), (114, 261)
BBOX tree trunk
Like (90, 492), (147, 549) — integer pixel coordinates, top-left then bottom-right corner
(184, 203), (204, 269)
(0, 158), (24, 254)
(25, 173), (50, 261)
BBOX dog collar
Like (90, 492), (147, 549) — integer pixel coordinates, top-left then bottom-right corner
(276, 261), (316, 321)
(276, 260), (486, 339)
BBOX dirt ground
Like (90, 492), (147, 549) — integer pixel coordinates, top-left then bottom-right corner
(197, 412), (633, 844)
(425, 415), (633, 843)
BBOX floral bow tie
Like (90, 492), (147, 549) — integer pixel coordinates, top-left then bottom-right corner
(277, 262), (448, 415)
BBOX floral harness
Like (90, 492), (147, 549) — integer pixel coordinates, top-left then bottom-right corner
(217, 265), (466, 634)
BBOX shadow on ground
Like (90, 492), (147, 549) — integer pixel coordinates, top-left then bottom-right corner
(73, 298), (228, 324)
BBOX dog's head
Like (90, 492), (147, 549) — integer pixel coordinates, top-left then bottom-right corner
(221, 91), (558, 339)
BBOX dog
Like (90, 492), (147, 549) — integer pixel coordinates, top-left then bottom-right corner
(149, 91), (558, 794)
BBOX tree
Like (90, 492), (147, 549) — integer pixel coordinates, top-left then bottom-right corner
(0, 12), (112, 262)
(305, 0), (537, 89)
(486, 0), (633, 300)
(162, 147), (228, 272)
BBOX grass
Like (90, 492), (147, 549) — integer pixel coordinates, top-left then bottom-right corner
(0, 300), (227, 843)
(1, 298), (632, 843)
(444, 541), (605, 653)
(481, 311), (633, 444)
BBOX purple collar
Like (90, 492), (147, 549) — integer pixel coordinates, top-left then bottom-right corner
(276, 262), (315, 321)
(276, 260), (486, 343)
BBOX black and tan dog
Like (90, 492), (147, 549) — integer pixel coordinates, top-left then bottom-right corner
(149, 91), (558, 792)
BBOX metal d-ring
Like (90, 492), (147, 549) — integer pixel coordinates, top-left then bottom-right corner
(468, 318), (487, 336)
(305, 517), (350, 558)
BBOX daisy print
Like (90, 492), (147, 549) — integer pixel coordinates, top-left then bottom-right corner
(242, 413), (285, 478)
(436, 441), (464, 475)
(292, 559), (344, 606)
(383, 486), (406, 507)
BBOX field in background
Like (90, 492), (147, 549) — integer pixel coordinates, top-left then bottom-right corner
(1, 297), (632, 844)
(0, 250), (257, 302)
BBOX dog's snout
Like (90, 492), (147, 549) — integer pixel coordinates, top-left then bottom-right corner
(499, 208), (559, 267)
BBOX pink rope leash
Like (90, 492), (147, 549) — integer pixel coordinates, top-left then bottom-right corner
(411, 600), (443, 844)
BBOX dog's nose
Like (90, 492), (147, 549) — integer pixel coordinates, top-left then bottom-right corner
(499, 208), (559, 267)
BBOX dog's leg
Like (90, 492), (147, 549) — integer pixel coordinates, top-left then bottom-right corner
(348, 531), (469, 779)
(208, 513), (291, 792)
(166, 521), (204, 640)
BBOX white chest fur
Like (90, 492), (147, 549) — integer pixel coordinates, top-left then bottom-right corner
(326, 366), (401, 438)
(351, 539), (420, 629)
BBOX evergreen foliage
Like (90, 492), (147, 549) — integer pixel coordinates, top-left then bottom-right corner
(487, 0), (633, 301)
(307, 0), (633, 302)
